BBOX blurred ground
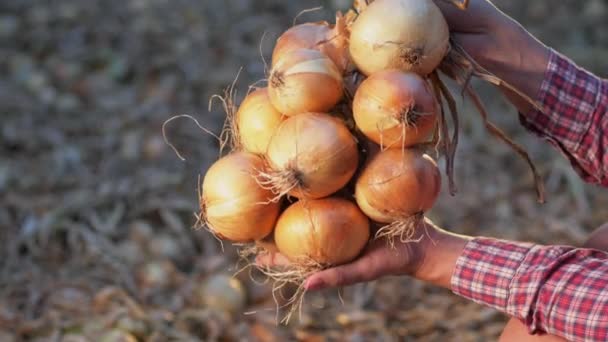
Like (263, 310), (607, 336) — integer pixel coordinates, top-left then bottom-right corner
(1, 0), (608, 341)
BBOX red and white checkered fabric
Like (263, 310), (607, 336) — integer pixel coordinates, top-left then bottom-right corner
(452, 50), (608, 341)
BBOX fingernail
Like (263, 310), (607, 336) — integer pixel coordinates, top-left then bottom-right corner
(305, 278), (325, 291)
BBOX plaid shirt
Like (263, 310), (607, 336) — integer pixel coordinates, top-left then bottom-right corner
(451, 50), (608, 341)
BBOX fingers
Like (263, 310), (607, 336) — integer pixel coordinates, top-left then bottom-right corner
(304, 244), (396, 291)
(304, 259), (376, 291)
(255, 252), (291, 267)
(433, 0), (497, 33)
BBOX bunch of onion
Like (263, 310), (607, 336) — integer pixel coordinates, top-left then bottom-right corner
(356, 147), (441, 245)
(194, 0), (549, 325)
(268, 49), (344, 116)
(257, 112), (359, 201)
(260, 197), (370, 323)
(199, 152), (281, 243)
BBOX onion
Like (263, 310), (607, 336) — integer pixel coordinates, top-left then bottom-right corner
(100, 330), (138, 342)
(268, 49), (343, 116)
(262, 112), (358, 200)
(236, 88), (284, 154)
(349, 0), (449, 76)
(272, 18), (350, 73)
(198, 274), (247, 315)
(201, 152), (280, 242)
(353, 70), (437, 148)
(274, 197), (370, 265)
(355, 148), (440, 224)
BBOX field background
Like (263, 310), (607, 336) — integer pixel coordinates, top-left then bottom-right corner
(2, 0), (608, 341)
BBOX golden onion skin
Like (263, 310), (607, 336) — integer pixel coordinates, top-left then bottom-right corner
(274, 197), (370, 265)
(272, 22), (350, 73)
(353, 70), (438, 148)
(236, 88), (284, 155)
(268, 49), (343, 116)
(355, 148), (441, 223)
(349, 0), (449, 76)
(202, 152), (280, 242)
(266, 112), (359, 199)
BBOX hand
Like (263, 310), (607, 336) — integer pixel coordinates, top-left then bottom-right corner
(433, 0), (514, 66)
(433, 0), (551, 113)
(257, 218), (471, 291)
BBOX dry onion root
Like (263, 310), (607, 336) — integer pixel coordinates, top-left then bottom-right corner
(355, 148), (441, 246)
(262, 197), (370, 323)
(208, 78), (285, 157)
(199, 152), (281, 243)
(353, 70), (438, 150)
(257, 112), (359, 200)
(438, 43), (546, 202)
(268, 49), (344, 116)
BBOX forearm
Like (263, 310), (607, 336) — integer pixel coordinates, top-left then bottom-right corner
(468, 20), (551, 114)
(412, 226), (608, 341)
(467, 19), (608, 185)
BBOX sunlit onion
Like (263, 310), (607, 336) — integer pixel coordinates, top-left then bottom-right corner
(349, 0), (449, 76)
(268, 49), (343, 116)
(355, 148), (440, 223)
(274, 197), (370, 265)
(353, 70), (437, 148)
(261, 112), (358, 200)
(272, 19), (350, 73)
(236, 88), (284, 154)
(201, 152), (280, 242)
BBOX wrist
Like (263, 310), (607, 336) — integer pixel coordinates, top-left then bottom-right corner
(410, 221), (471, 289)
(470, 21), (551, 113)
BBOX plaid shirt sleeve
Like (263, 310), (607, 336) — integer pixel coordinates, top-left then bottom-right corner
(451, 238), (608, 341)
(450, 52), (608, 341)
(519, 49), (608, 186)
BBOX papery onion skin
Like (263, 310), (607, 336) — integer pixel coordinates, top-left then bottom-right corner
(202, 152), (280, 242)
(236, 88), (284, 155)
(353, 70), (437, 148)
(266, 112), (359, 199)
(349, 0), (449, 76)
(272, 22), (350, 73)
(274, 197), (370, 265)
(268, 49), (344, 116)
(355, 148), (441, 223)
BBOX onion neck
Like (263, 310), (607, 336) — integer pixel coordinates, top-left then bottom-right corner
(270, 72), (285, 88)
(399, 104), (419, 127)
(400, 46), (423, 68)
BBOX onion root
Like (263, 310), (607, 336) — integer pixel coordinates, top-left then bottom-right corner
(255, 167), (303, 202)
(374, 212), (424, 248)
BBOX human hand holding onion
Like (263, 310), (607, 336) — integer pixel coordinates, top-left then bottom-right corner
(191, 0), (548, 324)
(431, 0), (551, 114)
(256, 218), (471, 292)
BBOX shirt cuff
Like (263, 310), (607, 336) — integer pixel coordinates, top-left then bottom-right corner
(519, 50), (603, 182)
(520, 50), (601, 151)
(451, 237), (534, 313)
